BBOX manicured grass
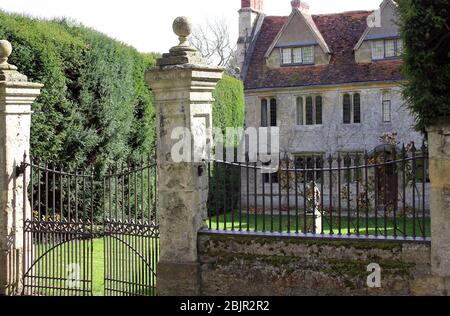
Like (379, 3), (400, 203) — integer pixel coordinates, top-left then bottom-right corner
(92, 239), (104, 296)
(31, 237), (158, 296)
(208, 210), (431, 238)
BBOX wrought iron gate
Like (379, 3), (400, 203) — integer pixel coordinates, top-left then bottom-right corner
(103, 161), (159, 296)
(21, 157), (159, 296)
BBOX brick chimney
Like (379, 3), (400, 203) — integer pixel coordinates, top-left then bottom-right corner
(291, 0), (310, 14)
(238, 0), (264, 75)
(241, 0), (264, 12)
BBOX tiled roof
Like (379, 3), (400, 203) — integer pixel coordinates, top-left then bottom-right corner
(244, 11), (403, 90)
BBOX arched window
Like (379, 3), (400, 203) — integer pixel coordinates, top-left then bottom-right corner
(343, 94), (351, 124)
(270, 98), (277, 127)
(261, 99), (268, 127)
(353, 93), (361, 123)
(315, 96), (323, 125)
(305, 96), (313, 125)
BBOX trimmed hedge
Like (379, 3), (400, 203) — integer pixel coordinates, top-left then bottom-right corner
(0, 12), (157, 171)
(398, 0), (450, 130)
(212, 74), (245, 134)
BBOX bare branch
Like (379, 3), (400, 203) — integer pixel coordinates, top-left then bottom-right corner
(189, 17), (238, 75)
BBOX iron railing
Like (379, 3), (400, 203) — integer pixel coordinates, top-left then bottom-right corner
(206, 142), (430, 241)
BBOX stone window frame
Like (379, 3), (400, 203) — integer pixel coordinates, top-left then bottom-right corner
(280, 45), (315, 66)
(260, 97), (277, 127)
(292, 152), (325, 183)
(381, 90), (392, 123)
(341, 91), (363, 125)
(262, 161), (279, 184)
(296, 94), (323, 126)
(370, 38), (403, 61)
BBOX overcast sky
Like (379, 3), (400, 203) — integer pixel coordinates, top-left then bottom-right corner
(0, 0), (382, 53)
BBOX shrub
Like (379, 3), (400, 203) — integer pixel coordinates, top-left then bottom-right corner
(0, 11), (158, 171)
(398, 0), (450, 131)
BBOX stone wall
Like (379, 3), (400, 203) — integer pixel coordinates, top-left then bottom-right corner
(198, 233), (446, 296)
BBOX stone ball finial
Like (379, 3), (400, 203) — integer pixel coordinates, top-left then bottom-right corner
(0, 40), (12, 65)
(173, 16), (192, 47)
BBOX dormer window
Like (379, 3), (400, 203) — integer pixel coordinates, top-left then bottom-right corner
(281, 46), (314, 66)
(371, 38), (403, 60)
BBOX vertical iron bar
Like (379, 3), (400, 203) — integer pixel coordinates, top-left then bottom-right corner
(392, 147), (398, 238)
(320, 157), (324, 235)
(239, 160), (242, 232)
(412, 143), (417, 238)
(278, 152), (282, 233)
(421, 141), (427, 239)
(223, 161), (227, 231)
(312, 156), (316, 234)
(295, 160), (299, 234)
(328, 155), (333, 235)
(254, 162), (257, 232)
(383, 148), (388, 237)
(215, 160), (219, 230)
(355, 154), (360, 235)
(208, 160), (212, 230)
(346, 154), (351, 235)
(270, 161), (274, 233)
(337, 154), (342, 235)
(246, 159), (250, 232)
(303, 158), (307, 234)
(286, 155), (290, 233)
(262, 163), (266, 233)
(364, 152), (369, 237)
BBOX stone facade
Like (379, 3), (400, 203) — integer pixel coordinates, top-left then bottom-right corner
(244, 83), (423, 155)
(240, 82), (428, 211)
(198, 233), (447, 296)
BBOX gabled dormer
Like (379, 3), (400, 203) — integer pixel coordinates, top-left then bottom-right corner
(354, 0), (402, 63)
(264, 0), (331, 69)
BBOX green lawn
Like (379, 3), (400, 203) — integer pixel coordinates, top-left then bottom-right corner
(208, 210), (431, 238)
(29, 237), (158, 296)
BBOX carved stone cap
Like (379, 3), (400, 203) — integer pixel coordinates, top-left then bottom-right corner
(0, 40), (18, 71)
(0, 40), (31, 83)
(156, 17), (205, 67)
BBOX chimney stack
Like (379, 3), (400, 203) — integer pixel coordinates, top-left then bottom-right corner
(291, 0), (310, 14)
(241, 0), (264, 12)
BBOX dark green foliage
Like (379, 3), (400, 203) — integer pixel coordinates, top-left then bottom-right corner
(398, 0), (450, 130)
(209, 76), (245, 216)
(212, 75), (245, 134)
(0, 11), (158, 171)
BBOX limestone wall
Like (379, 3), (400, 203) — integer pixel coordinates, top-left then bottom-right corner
(198, 233), (446, 296)
(245, 84), (423, 155)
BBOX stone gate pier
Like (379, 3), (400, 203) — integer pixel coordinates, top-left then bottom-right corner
(0, 40), (42, 295)
(145, 17), (223, 296)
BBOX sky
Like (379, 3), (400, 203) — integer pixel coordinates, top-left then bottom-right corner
(0, 0), (383, 53)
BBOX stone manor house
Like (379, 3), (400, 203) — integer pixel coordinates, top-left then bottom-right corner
(237, 0), (424, 166)
(236, 0), (429, 210)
